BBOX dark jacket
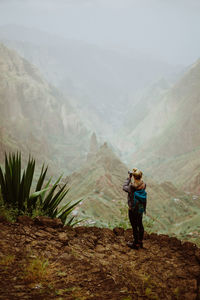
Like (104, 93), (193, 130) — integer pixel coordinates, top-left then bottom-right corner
(123, 178), (146, 212)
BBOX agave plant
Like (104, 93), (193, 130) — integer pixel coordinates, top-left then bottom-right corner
(37, 174), (82, 226)
(0, 152), (81, 225)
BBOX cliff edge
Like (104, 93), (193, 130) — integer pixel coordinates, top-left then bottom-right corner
(0, 217), (200, 300)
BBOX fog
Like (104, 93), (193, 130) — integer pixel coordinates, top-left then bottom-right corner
(0, 0), (200, 163)
(0, 0), (200, 65)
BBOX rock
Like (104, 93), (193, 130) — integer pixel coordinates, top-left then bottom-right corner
(188, 266), (200, 277)
(96, 244), (106, 252)
(112, 243), (120, 250)
(169, 237), (182, 248)
(63, 226), (77, 239)
(83, 239), (96, 249)
(144, 232), (150, 239)
(49, 240), (62, 249)
(95, 252), (106, 259)
(34, 230), (48, 238)
(182, 241), (196, 250)
(0, 216), (9, 223)
(77, 234), (98, 250)
(15, 247), (21, 253)
(181, 242), (196, 256)
(44, 251), (53, 258)
(149, 233), (160, 240)
(58, 232), (69, 245)
(58, 253), (73, 262)
(17, 216), (34, 226)
(44, 227), (57, 234)
(184, 293), (196, 300)
(157, 234), (170, 245)
(195, 248), (200, 262)
(75, 226), (89, 234)
(184, 279), (197, 291)
(113, 227), (124, 236)
(101, 259), (109, 266)
(124, 229), (133, 241)
(34, 216), (63, 228)
(14, 285), (26, 290)
(100, 228), (115, 243)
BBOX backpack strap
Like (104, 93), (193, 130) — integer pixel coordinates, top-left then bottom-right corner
(134, 181), (145, 190)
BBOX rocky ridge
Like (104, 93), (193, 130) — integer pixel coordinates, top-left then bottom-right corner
(0, 24), (181, 145)
(0, 43), (90, 174)
(64, 143), (200, 242)
(0, 216), (200, 299)
(127, 59), (200, 194)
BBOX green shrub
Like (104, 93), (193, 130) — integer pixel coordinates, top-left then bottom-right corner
(22, 256), (50, 284)
(0, 152), (81, 225)
(143, 215), (156, 233)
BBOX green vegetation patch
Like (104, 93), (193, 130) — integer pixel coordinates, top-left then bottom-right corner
(0, 152), (81, 226)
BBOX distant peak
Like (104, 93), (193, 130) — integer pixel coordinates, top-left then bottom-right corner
(101, 142), (108, 149)
(87, 132), (99, 161)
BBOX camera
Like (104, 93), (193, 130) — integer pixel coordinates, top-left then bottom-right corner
(128, 171), (133, 177)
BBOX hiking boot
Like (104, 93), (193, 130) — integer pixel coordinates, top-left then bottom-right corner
(138, 241), (144, 248)
(127, 241), (139, 250)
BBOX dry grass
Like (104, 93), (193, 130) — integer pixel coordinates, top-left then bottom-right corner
(22, 256), (51, 284)
(0, 254), (15, 266)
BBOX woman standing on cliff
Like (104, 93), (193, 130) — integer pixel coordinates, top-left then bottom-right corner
(123, 168), (147, 249)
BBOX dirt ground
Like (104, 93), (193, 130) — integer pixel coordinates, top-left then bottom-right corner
(0, 216), (200, 300)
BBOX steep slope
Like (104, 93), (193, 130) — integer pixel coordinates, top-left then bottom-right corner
(0, 25), (181, 139)
(0, 43), (90, 173)
(64, 142), (128, 227)
(0, 217), (199, 300)
(116, 78), (174, 157)
(127, 59), (200, 193)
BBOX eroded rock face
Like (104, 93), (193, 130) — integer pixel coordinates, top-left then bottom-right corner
(0, 217), (199, 300)
(0, 44), (90, 173)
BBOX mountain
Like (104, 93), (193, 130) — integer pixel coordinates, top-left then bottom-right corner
(62, 142), (200, 242)
(64, 142), (128, 227)
(126, 59), (200, 194)
(0, 43), (90, 174)
(0, 25), (182, 143)
(115, 78), (174, 159)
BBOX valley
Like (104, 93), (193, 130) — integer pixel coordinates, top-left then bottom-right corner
(0, 25), (199, 245)
(0, 25), (182, 145)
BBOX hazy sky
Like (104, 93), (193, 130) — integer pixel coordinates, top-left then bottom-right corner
(0, 0), (200, 65)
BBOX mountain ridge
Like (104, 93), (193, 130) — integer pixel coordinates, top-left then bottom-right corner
(126, 58), (200, 194)
(0, 43), (90, 174)
(0, 24), (183, 145)
(62, 141), (200, 244)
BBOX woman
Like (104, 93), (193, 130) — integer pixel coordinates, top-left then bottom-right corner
(123, 168), (147, 249)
